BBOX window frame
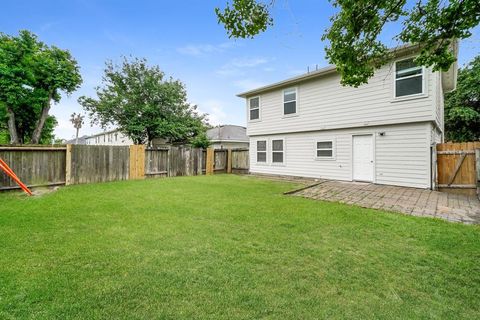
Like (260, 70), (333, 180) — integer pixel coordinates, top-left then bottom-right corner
(255, 139), (268, 164)
(393, 57), (427, 100)
(248, 96), (261, 122)
(271, 138), (285, 165)
(314, 139), (336, 160)
(282, 87), (298, 117)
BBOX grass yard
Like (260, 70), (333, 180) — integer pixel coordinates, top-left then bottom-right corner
(0, 175), (479, 319)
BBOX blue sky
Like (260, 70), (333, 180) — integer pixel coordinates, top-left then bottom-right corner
(1, 1), (479, 140)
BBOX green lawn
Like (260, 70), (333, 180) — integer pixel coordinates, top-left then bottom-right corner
(0, 175), (479, 319)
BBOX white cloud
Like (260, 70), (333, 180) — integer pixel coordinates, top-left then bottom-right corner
(216, 57), (270, 76)
(197, 99), (228, 125)
(230, 57), (269, 68)
(176, 42), (235, 56)
(233, 79), (267, 92)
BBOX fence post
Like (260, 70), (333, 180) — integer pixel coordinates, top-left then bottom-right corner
(476, 148), (480, 198)
(227, 149), (232, 174)
(206, 148), (214, 175)
(65, 144), (72, 185)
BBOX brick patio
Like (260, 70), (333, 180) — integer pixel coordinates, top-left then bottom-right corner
(290, 180), (480, 224)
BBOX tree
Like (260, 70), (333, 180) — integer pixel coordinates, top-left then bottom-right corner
(0, 106), (7, 144)
(79, 57), (209, 145)
(0, 103), (57, 144)
(70, 112), (84, 144)
(444, 56), (480, 142)
(190, 132), (211, 149)
(215, 0), (479, 86)
(0, 30), (82, 144)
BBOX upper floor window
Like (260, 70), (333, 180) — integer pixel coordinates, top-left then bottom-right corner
(256, 140), (267, 163)
(395, 58), (424, 98)
(272, 139), (284, 163)
(249, 97), (260, 120)
(283, 88), (297, 115)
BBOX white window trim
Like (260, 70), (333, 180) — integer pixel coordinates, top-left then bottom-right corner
(314, 138), (336, 161)
(392, 57), (428, 101)
(270, 137), (286, 166)
(255, 139), (268, 165)
(282, 87), (299, 118)
(248, 96), (261, 122)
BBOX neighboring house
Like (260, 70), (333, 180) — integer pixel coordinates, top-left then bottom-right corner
(85, 129), (133, 146)
(84, 129), (168, 146)
(206, 125), (249, 149)
(65, 135), (87, 145)
(238, 44), (458, 189)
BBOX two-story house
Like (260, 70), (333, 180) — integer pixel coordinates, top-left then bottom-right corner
(85, 129), (134, 146)
(238, 44), (457, 189)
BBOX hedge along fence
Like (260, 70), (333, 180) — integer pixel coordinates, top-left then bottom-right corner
(0, 145), (250, 190)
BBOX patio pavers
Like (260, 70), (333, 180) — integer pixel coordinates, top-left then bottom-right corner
(291, 180), (480, 224)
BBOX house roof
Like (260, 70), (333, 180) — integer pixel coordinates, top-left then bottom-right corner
(207, 125), (248, 143)
(65, 135), (88, 145)
(237, 42), (458, 98)
(85, 129), (122, 139)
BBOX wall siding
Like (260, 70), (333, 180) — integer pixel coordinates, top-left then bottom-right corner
(247, 59), (439, 137)
(210, 141), (249, 150)
(250, 122), (432, 189)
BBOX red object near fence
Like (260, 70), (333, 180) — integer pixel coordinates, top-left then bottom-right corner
(0, 158), (33, 196)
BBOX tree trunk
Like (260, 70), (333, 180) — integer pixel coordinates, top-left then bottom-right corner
(6, 107), (19, 144)
(75, 127), (79, 144)
(31, 94), (52, 144)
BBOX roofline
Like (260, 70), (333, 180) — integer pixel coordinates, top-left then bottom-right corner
(236, 65), (336, 98)
(85, 129), (122, 139)
(236, 43), (452, 98)
(209, 139), (249, 143)
(210, 124), (246, 129)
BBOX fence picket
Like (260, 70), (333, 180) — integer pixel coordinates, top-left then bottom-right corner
(437, 142), (480, 196)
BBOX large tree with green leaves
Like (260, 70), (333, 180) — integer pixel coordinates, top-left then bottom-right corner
(216, 0), (479, 86)
(0, 91), (58, 144)
(79, 58), (209, 145)
(0, 30), (82, 144)
(444, 56), (480, 142)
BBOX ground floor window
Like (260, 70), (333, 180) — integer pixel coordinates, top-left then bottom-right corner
(256, 140), (267, 163)
(316, 140), (334, 159)
(272, 139), (284, 163)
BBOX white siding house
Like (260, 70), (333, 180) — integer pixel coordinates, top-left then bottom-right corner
(238, 44), (457, 189)
(85, 129), (133, 146)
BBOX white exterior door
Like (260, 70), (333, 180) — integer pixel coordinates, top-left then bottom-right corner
(353, 135), (374, 182)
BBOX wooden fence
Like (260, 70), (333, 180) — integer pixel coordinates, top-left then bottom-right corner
(0, 146), (66, 190)
(202, 148), (249, 175)
(436, 142), (480, 196)
(66, 145), (131, 185)
(145, 147), (203, 178)
(0, 145), (250, 191)
(231, 148), (249, 174)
